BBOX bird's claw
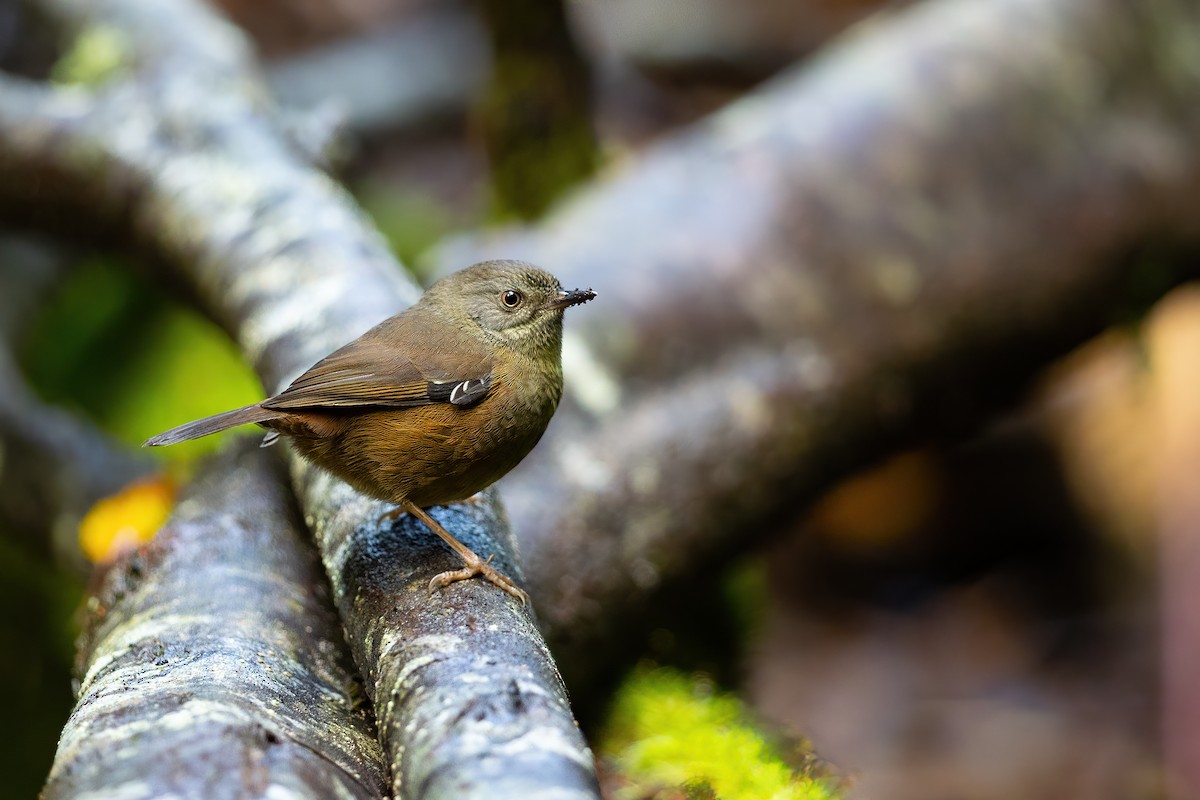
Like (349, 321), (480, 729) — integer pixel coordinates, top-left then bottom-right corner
(428, 557), (529, 605)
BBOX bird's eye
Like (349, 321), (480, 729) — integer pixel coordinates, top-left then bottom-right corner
(500, 289), (524, 309)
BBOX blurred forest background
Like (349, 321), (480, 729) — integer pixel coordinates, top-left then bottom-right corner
(2, 0), (1198, 797)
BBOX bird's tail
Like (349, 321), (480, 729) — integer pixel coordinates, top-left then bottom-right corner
(143, 403), (281, 447)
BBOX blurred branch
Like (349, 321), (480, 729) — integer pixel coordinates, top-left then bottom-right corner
(576, 0), (895, 79)
(0, 235), (153, 568)
(0, 233), (64, 338)
(433, 0), (1200, 688)
(42, 443), (388, 799)
(474, 0), (598, 217)
(266, 7), (487, 138)
(0, 1), (599, 796)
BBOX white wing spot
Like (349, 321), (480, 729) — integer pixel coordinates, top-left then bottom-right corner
(449, 381), (474, 404)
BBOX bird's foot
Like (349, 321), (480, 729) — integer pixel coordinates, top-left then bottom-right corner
(428, 554), (529, 605)
(378, 506), (404, 525)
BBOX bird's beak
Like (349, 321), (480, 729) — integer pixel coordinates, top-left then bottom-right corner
(547, 288), (596, 310)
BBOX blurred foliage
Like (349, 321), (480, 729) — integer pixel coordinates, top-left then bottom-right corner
(0, 538), (80, 800)
(1109, 240), (1200, 330)
(355, 180), (459, 281)
(51, 24), (130, 86)
(19, 256), (262, 462)
(804, 451), (940, 556)
(600, 665), (841, 800)
(723, 557), (768, 647)
(596, 556), (768, 735)
(474, 0), (599, 219)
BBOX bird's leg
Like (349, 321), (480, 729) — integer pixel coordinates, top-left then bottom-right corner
(398, 499), (529, 605)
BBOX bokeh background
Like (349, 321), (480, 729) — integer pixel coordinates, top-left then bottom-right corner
(1, 0), (1196, 797)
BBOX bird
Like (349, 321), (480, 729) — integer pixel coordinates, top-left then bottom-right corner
(145, 260), (595, 603)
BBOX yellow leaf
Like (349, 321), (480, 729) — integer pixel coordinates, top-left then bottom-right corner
(79, 476), (176, 563)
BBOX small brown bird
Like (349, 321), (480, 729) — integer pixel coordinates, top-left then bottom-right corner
(146, 260), (595, 603)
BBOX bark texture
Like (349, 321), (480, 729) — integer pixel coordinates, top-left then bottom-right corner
(2, 1), (598, 797)
(43, 443), (388, 799)
(431, 0), (1200, 686)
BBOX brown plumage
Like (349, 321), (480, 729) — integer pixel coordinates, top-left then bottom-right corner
(146, 260), (595, 602)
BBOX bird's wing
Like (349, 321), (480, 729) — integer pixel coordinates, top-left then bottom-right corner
(262, 313), (495, 411)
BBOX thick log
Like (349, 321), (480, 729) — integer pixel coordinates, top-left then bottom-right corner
(42, 443), (388, 799)
(431, 0), (1200, 686)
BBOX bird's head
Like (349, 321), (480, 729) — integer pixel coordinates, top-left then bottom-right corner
(426, 260), (595, 356)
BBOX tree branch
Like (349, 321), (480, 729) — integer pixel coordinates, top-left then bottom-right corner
(266, 7), (486, 138)
(432, 0), (1200, 687)
(42, 443), (389, 799)
(4, 1), (599, 796)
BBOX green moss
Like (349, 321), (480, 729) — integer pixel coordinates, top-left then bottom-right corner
(52, 25), (131, 86)
(601, 665), (840, 800)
